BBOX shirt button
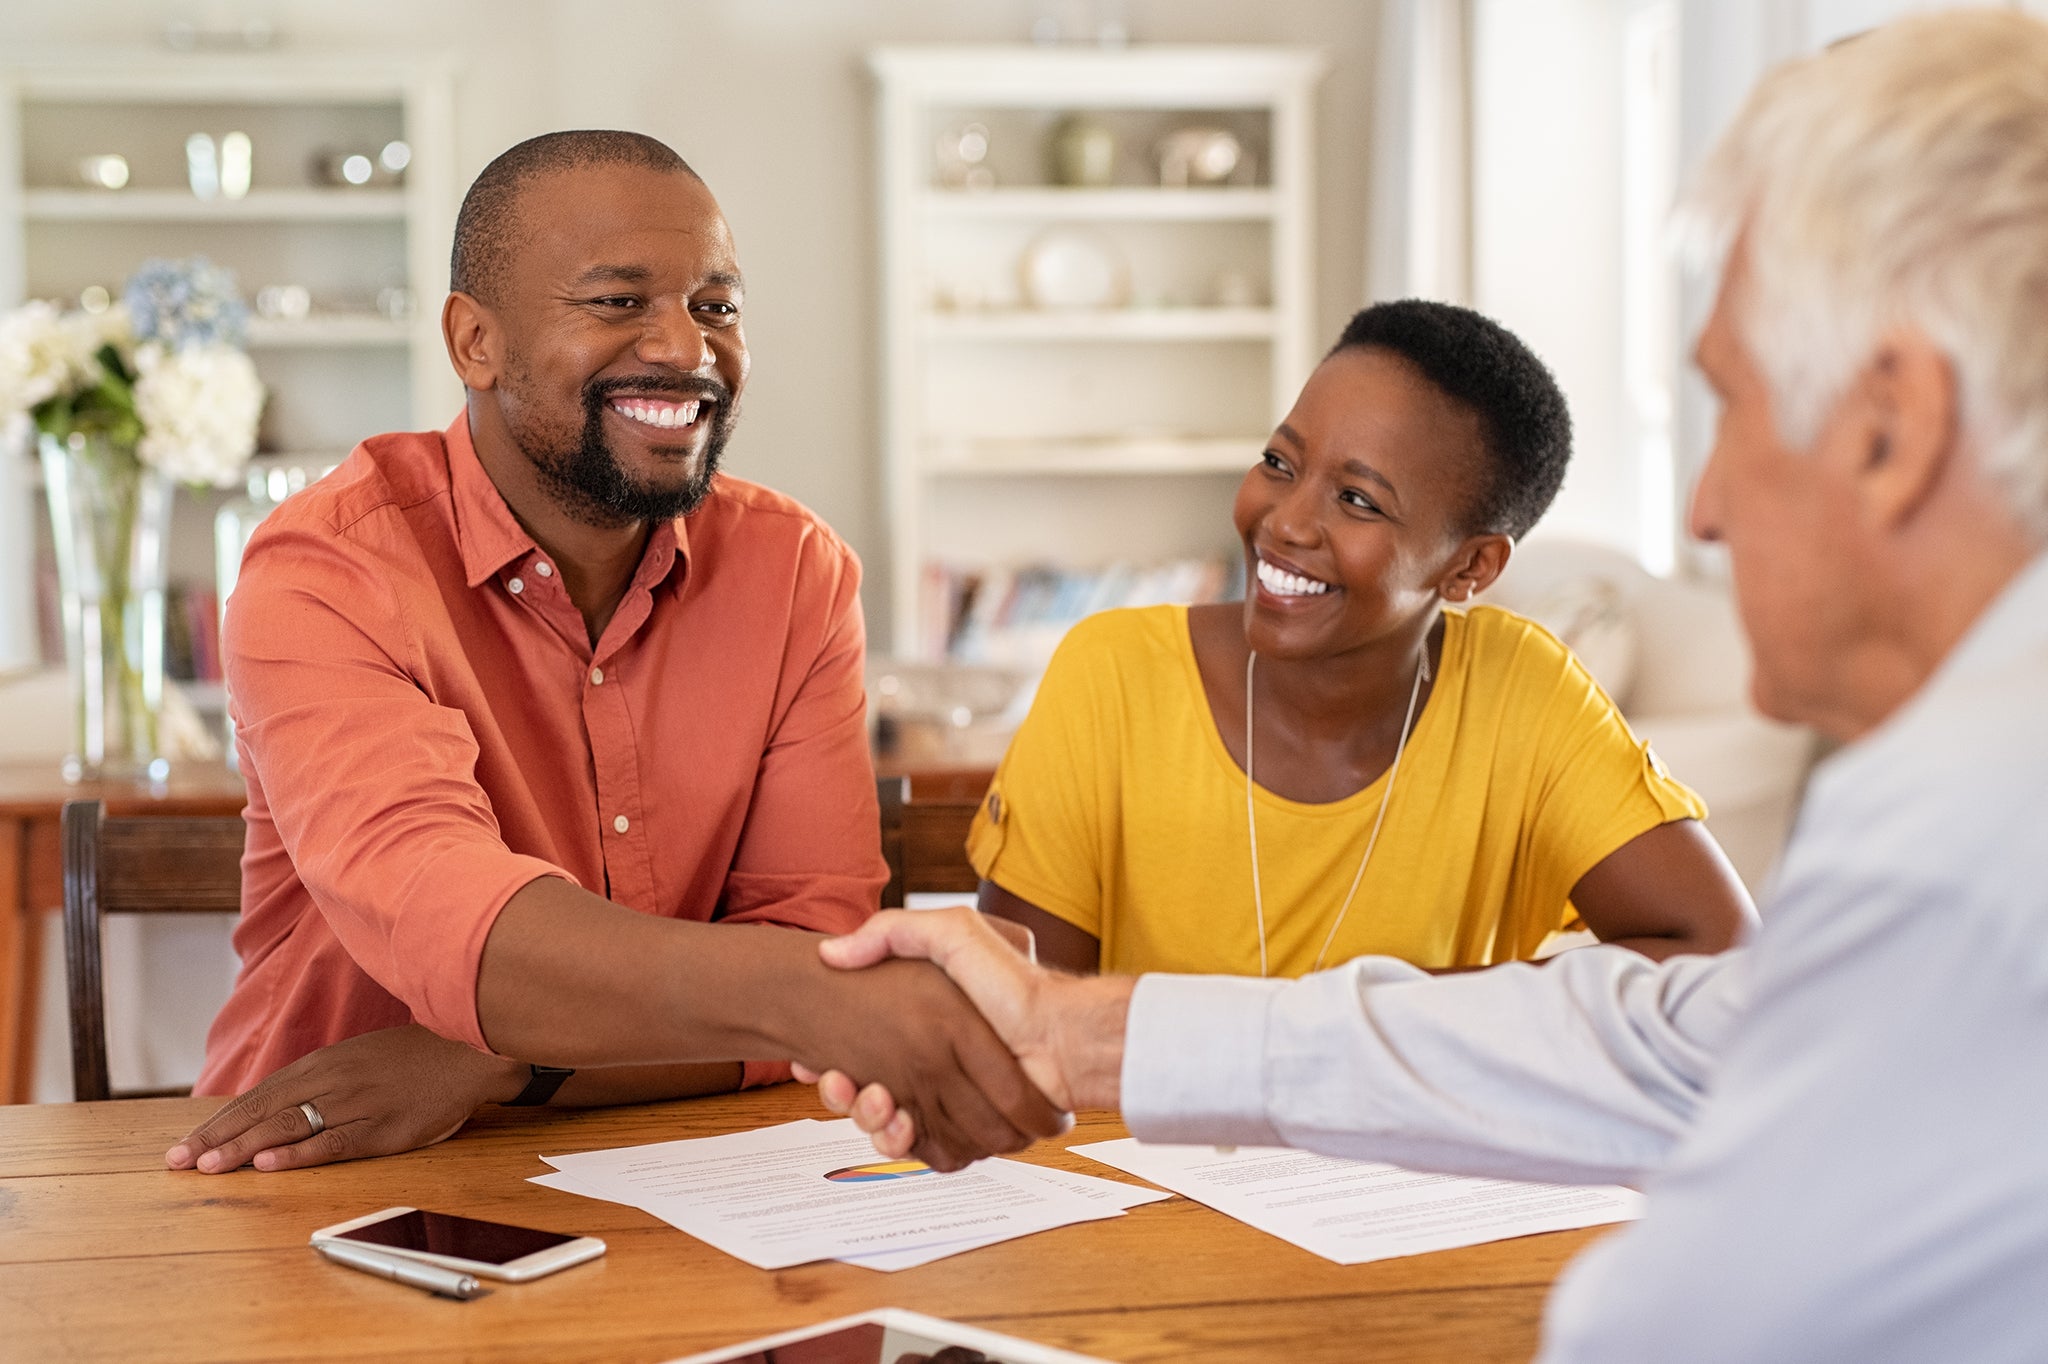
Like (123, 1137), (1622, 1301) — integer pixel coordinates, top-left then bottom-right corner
(507, 577), (525, 595)
(590, 667), (604, 685)
(535, 561), (554, 577)
(613, 815), (630, 834)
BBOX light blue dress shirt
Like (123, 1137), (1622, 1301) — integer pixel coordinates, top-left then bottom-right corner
(1121, 553), (2048, 1362)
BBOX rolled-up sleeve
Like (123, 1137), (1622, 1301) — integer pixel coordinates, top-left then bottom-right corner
(1122, 945), (1747, 1187)
(227, 520), (573, 1051)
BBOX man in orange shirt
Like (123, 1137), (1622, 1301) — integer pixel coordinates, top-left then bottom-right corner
(163, 131), (1061, 1174)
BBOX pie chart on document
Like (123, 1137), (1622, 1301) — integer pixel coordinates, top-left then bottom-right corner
(824, 1159), (938, 1183)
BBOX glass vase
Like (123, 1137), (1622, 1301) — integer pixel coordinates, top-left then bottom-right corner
(214, 459), (330, 771)
(39, 430), (173, 783)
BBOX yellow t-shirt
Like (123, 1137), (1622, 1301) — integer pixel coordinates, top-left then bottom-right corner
(967, 603), (1705, 977)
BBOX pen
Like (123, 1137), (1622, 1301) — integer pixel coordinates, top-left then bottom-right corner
(313, 1238), (484, 1300)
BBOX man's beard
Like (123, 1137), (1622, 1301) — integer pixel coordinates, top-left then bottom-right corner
(516, 375), (737, 528)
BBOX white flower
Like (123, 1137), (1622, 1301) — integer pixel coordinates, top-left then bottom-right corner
(0, 299), (106, 424)
(132, 341), (264, 486)
(88, 302), (136, 355)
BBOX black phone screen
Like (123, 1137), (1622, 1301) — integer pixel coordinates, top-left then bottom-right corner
(334, 1209), (577, 1265)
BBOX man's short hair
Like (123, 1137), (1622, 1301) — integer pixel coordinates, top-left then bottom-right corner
(1688, 10), (2048, 538)
(450, 130), (700, 305)
(1330, 300), (1571, 542)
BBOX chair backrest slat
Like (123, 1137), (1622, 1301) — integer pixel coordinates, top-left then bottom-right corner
(97, 818), (246, 914)
(61, 800), (245, 1103)
(876, 773), (989, 907)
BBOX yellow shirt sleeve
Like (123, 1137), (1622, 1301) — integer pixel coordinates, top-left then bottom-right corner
(1480, 609), (1707, 944)
(965, 613), (1121, 937)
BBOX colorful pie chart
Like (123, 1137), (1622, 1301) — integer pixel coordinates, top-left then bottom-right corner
(823, 1159), (935, 1183)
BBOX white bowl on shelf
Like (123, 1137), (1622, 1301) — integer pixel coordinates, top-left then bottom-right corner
(1018, 228), (1130, 310)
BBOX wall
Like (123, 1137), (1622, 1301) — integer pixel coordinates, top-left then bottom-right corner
(1668, 0), (2036, 573)
(1, 0), (1381, 654)
(1461, 0), (2037, 573)
(1468, 0), (1633, 560)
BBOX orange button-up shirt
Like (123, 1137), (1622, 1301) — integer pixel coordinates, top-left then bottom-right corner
(196, 415), (883, 1096)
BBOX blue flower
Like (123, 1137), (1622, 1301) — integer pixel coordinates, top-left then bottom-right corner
(121, 257), (250, 350)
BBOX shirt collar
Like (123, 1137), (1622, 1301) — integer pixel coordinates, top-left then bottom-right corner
(446, 410), (694, 593)
(449, 412), (538, 589)
(1923, 548), (2048, 687)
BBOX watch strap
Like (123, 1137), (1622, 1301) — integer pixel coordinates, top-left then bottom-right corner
(505, 1064), (574, 1107)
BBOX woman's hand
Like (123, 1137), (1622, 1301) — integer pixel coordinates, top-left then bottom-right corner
(165, 1025), (527, 1174)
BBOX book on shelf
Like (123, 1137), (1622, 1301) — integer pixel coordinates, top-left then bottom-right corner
(920, 555), (1245, 670)
(165, 585), (223, 683)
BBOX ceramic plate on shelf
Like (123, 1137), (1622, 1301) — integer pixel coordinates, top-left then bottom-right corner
(1019, 228), (1130, 310)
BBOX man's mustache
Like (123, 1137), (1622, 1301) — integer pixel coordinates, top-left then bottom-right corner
(585, 374), (732, 407)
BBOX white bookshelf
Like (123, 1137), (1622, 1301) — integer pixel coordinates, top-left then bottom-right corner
(245, 314), (413, 348)
(0, 50), (458, 452)
(870, 45), (1325, 661)
(922, 306), (1279, 342)
(919, 186), (1279, 220)
(924, 435), (1260, 477)
(0, 49), (458, 669)
(22, 187), (408, 222)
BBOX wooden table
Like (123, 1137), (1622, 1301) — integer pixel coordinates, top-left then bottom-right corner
(0, 1087), (1606, 1362)
(0, 761), (246, 1103)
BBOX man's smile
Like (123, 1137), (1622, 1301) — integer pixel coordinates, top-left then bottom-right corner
(607, 396), (703, 431)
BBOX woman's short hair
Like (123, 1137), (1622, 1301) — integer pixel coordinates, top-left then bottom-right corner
(1331, 300), (1572, 542)
(1688, 9), (2048, 539)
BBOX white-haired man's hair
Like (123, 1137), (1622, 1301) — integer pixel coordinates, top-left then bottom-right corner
(1688, 8), (2048, 540)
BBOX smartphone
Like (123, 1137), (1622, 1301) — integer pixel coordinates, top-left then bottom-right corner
(310, 1206), (605, 1282)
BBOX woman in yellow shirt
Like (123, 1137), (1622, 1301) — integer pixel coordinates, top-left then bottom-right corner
(970, 301), (1754, 977)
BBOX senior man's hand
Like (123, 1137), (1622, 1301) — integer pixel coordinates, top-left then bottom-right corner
(794, 908), (1135, 1159)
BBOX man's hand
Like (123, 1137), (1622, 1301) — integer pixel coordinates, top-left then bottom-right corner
(470, 885), (1064, 1172)
(776, 929), (1070, 1171)
(165, 1025), (526, 1174)
(794, 908), (1134, 1159)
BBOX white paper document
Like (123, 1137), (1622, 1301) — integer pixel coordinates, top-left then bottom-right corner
(537, 1119), (1149, 1271)
(1074, 1139), (1643, 1266)
(832, 1158), (1174, 1271)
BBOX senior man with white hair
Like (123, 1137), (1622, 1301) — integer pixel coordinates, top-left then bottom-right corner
(800, 10), (2048, 1361)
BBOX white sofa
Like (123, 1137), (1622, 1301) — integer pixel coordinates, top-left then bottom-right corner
(1480, 539), (1817, 896)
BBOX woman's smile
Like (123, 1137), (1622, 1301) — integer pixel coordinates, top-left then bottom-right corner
(1253, 551), (1336, 600)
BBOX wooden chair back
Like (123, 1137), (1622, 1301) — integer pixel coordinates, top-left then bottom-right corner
(61, 799), (245, 1102)
(876, 772), (992, 908)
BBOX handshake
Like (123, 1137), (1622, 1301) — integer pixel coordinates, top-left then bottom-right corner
(794, 908), (1138, 1172)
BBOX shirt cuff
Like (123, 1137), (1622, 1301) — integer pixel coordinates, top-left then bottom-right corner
(1120, 972), (1289, 1147)
(741, 1060), (793, 1089)
(1119, 958), (1430, 1148)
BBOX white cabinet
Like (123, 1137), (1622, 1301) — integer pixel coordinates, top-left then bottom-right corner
(869, 45), (1325, 662)
(0, 50), (458, 673)
(1, 53), (459, 448)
